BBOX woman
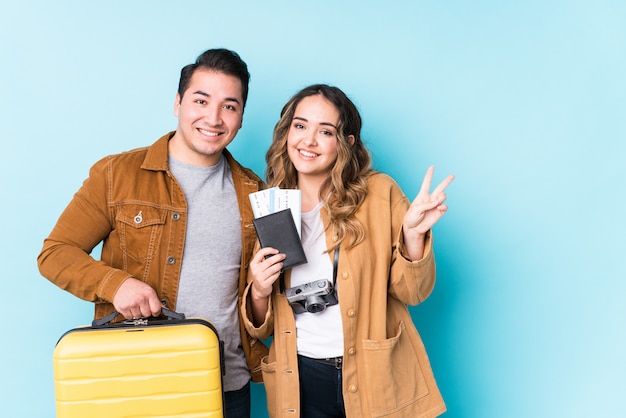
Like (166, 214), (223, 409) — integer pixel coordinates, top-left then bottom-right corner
(242, 84), (453, 417)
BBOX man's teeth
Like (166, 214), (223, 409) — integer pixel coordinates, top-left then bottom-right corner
(199, 129), (219, 137)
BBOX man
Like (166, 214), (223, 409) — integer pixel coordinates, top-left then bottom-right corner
(38, 48), (268, 417)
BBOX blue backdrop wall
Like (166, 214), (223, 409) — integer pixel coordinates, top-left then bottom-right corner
(2, 1), (624, 416)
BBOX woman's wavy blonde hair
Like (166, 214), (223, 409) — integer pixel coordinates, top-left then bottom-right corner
(265, 84), (373, 251)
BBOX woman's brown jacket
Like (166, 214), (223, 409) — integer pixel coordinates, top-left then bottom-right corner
(242, 173), (446, 416)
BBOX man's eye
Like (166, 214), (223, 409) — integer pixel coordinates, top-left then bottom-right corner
(223, 104), (236, 111)
(195, 99), (206, 105)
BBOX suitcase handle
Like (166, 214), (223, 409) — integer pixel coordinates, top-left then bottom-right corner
(92, 307), (185, 327)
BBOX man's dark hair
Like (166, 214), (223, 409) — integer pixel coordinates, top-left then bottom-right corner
(177, 48), (250, 107)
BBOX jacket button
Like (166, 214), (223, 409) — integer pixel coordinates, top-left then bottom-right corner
(347, 309), (356, 318)
(348, 347), (356, 355)
(172, 212), (181, 221)
(161, 299), (169, 307)
(349, 384), (358, 393)
(342, 271), (349, 280)
(167, 256), (176, 265)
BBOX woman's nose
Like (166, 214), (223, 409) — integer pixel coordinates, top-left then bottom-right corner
(303, 132), (316, 146)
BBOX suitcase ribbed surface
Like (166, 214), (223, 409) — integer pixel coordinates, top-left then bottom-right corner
(53, 322), (223, 417)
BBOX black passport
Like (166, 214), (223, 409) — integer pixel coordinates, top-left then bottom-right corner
(252, 209), (307, 270)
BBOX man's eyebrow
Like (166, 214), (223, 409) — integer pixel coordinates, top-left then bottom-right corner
(191, 90), (241, 105)
(293, 116), (337, 129)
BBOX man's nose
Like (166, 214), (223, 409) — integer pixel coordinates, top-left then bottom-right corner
(204, 104), (222, 125)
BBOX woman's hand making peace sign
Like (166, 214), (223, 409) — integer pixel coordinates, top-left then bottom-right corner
(402, 166), (455, 261)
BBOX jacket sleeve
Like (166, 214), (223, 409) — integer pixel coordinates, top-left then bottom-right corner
(387, 183), (437, 306)
(37, 156), (131, 303)
(240, 239), (275, 340)
(240, 280), (274, 340)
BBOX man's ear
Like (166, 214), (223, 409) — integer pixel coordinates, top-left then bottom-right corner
(173, 93), (181, 117)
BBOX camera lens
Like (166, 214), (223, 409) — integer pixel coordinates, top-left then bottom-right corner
(305, 295), (326, 313)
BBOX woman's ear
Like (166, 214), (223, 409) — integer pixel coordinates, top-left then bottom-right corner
(347, 134), (355, 146)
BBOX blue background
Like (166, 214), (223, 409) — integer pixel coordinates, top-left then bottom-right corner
(2, 1), (625, 416)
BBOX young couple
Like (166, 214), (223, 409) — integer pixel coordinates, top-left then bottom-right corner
(39, 48), (453, 417)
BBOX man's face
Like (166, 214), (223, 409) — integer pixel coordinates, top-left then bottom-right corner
(170, 69), (244, 166)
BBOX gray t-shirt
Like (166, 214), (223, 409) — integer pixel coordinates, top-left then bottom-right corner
(169, 154), (250, 392)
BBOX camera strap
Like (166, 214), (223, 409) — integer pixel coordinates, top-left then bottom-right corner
(332, 245), (339, 287)
(280, 246), (340, 294)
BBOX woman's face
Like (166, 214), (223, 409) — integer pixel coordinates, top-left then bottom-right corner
(287, 94), (341, 183)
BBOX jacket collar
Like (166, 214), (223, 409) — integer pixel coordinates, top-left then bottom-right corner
(140, 131), (251, 181)
(141, 131), (174, 171)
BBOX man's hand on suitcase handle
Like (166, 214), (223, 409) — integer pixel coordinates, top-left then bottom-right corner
(113, 277), (163, 319)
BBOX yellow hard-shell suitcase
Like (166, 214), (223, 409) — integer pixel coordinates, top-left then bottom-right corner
(53, 309), (224, 418)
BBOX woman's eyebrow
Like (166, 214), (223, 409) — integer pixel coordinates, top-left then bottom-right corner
(293, 116), (337, 129)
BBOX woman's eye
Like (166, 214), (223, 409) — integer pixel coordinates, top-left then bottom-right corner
(294, 123), (304, 129)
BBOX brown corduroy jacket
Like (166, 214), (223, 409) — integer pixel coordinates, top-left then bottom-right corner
(38, 131), (268, 382)
(242, 173), (446, 417)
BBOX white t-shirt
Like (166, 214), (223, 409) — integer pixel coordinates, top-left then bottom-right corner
(290, 202), (344, 358)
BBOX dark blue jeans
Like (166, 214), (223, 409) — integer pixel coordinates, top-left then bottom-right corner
(297, 355), (346, 418)
(224, 381), (251, 418)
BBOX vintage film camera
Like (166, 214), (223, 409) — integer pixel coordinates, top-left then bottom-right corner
(285, 279), (339, 314)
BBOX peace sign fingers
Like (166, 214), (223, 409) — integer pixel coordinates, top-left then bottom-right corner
(415, 166), (454, 204)
(403, 165), (454, 260)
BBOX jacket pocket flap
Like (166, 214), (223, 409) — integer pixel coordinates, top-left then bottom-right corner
(116, 205), (167, 228)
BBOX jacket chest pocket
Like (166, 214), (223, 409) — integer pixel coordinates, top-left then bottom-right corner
(116, 205), (167, 262)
